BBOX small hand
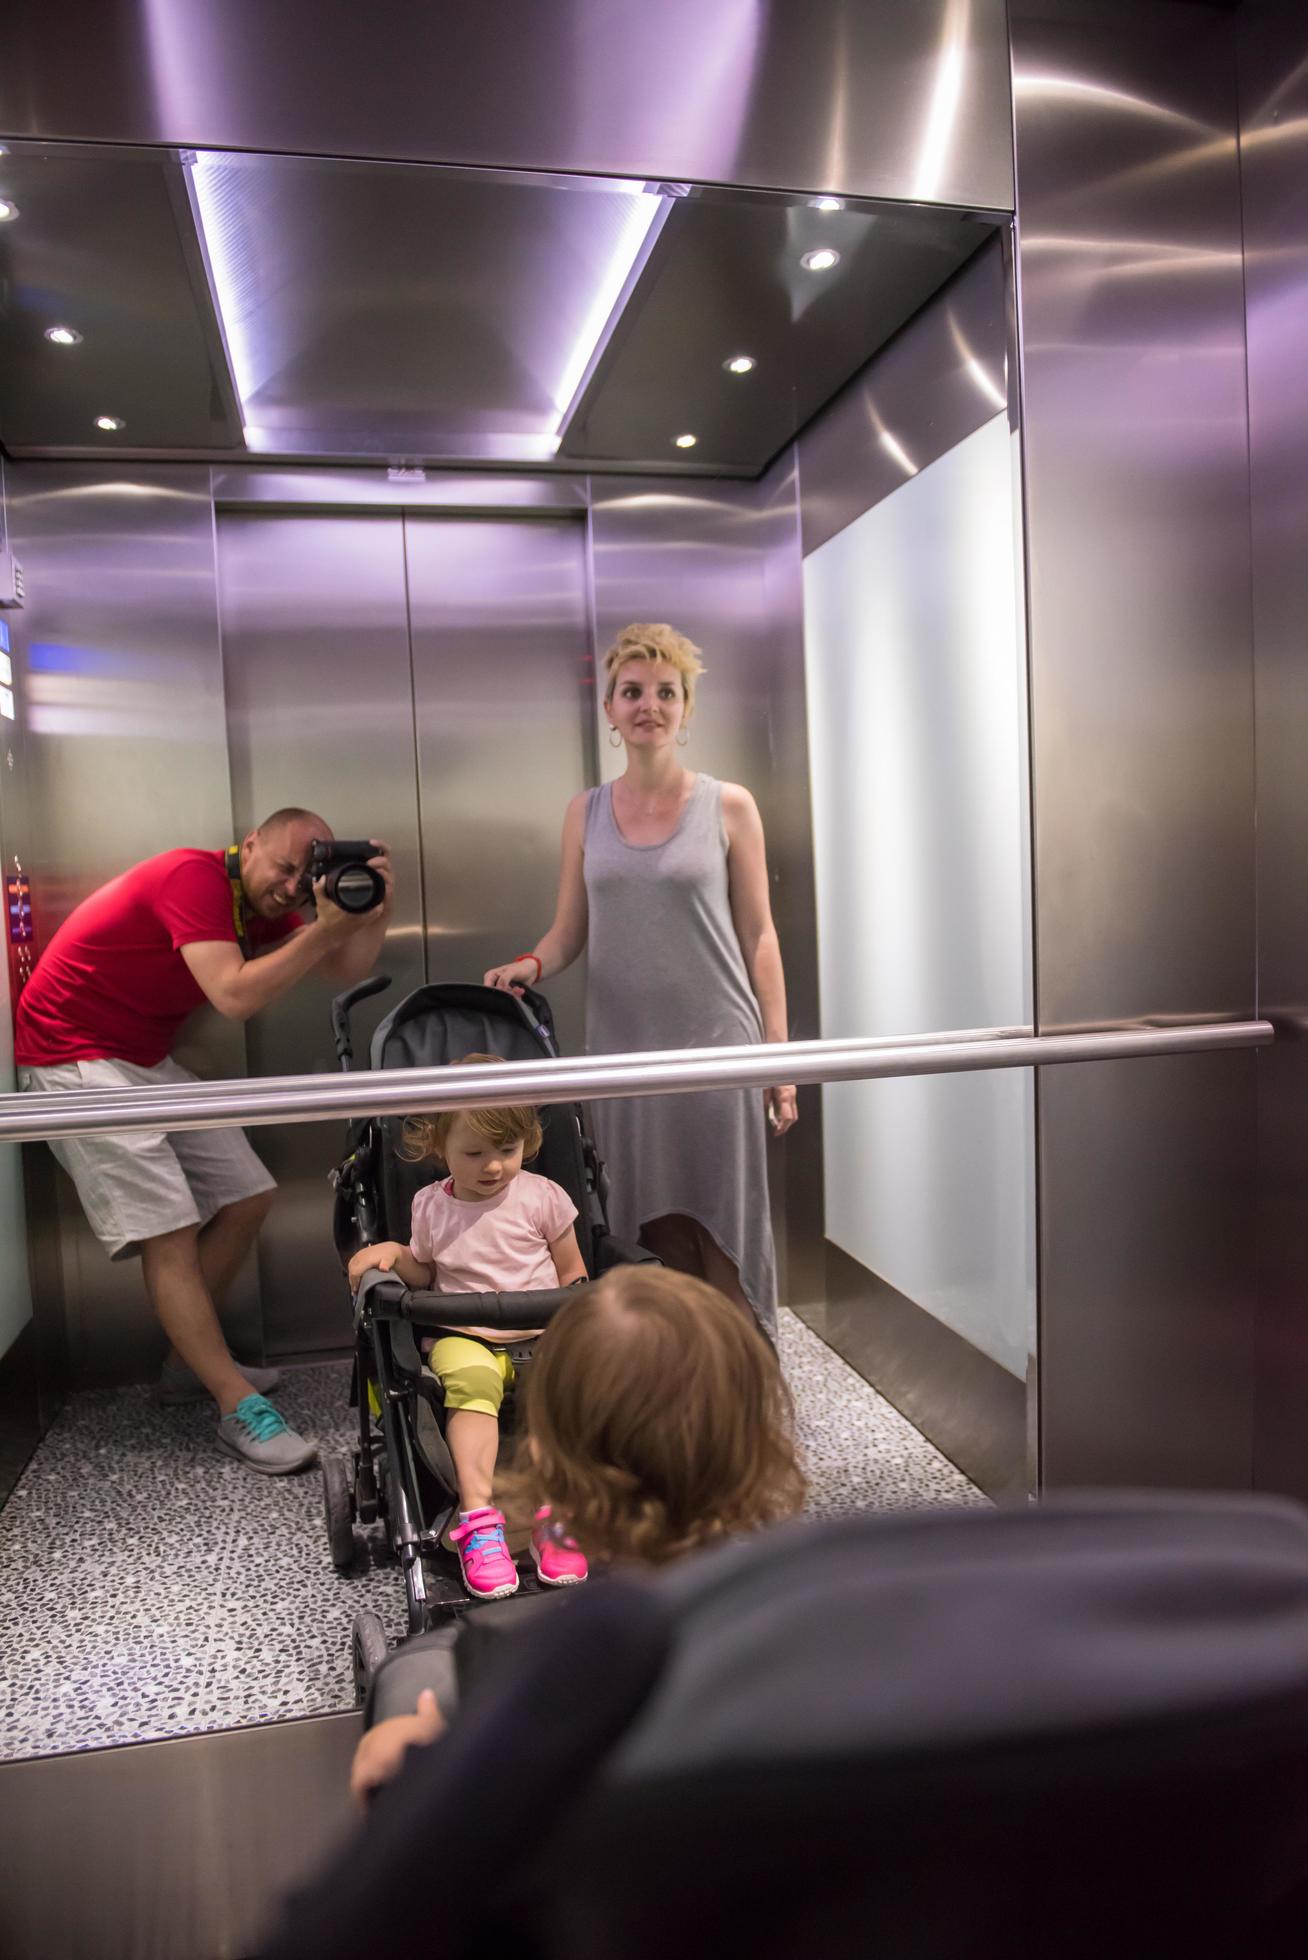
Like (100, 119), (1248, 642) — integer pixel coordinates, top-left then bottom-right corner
(483, 958), (535, 996)
(767, 1085), (798, 1136)
(347, 1242), (401, 1290)
(350, 1690), (445, 1809)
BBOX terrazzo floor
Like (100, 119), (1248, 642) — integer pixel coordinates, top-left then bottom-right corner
(0, 1308), (983, 1762)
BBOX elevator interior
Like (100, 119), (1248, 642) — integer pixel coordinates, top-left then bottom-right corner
(0, 135), (1034, 1761)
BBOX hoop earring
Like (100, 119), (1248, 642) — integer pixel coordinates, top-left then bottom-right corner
(608, 726), (622, 749)
(676, 728), (690, 747)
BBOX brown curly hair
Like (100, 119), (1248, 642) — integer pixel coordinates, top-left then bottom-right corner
(399, 1053), (544, 1168)
(508, 1265), (805, 1566)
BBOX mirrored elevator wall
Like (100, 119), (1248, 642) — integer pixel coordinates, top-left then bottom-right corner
(4, 458), (817, 1374)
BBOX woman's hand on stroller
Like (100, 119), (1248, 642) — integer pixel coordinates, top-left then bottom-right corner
(483, 956), (537, 996)
(350, 1689), (445, 1809)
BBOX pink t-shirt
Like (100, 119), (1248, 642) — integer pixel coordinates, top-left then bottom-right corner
(409, 1171), (579, 1338)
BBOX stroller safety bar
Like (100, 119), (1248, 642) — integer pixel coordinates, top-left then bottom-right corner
(354, 1267), (581, 1330)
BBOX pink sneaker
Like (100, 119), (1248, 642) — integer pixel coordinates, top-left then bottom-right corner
(531, 1506), (589, 1587)
(450, 1507), (519, 1600)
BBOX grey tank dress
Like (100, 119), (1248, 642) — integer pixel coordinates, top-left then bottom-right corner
(583, 774), (777, 1334)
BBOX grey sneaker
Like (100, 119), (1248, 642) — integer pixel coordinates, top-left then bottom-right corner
(158, 1357), (281, 1405)
(216, 1393), (317, 1475)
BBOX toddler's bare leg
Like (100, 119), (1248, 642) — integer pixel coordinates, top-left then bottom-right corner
(445, 1408), (500, 1513)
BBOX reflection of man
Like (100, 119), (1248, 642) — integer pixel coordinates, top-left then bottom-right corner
(15, 808), (393, 1474)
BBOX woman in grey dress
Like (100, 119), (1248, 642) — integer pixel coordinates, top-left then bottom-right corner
(485, 623), (796, 1336)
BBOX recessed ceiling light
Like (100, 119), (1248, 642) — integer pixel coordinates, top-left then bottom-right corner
(810, 196), (844, 212)
(0, 198), (18, 223)
(723, 355), (756, 375)
(800, 248), (840, 273)
(44, 325), (83, 346)
(673, 433), (698, 449)
(95, 415), (125, 432)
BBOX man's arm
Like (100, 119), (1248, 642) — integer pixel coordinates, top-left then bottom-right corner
(181, 908), (359, 1022)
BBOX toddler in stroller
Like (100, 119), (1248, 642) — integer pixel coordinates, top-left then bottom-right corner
(347, 1054), (589, 1600)
(327, 977), (658, 1664)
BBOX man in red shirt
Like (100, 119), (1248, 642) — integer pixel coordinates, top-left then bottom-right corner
(16, 806), (393, 1474)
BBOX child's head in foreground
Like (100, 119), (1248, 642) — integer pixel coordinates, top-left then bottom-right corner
(518, 1263), (806, 1565)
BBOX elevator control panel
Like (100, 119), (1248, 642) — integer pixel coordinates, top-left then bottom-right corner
(6, 858), (34, 998)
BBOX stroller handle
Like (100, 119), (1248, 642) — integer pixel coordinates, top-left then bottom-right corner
(331, 974), (393, 1070)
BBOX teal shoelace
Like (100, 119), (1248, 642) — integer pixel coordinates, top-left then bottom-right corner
(233, 1394), (288, 1441)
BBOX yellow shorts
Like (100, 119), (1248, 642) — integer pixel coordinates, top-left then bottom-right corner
(428, 1336), (516, 1418)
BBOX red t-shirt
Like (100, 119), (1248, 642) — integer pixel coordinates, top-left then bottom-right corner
(14, 849), (301, 1068)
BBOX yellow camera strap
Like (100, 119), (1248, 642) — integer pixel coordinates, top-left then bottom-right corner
(224, 844), (249, 956)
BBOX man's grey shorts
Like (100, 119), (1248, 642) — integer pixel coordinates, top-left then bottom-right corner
(18, 1055), (277, 1261)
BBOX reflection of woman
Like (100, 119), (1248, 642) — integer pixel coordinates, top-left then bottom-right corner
(486, 623), (796, 1336)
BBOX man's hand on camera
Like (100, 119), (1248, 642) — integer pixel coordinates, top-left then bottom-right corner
(366, 839), (395, 914)
(311, 879), (367, 941)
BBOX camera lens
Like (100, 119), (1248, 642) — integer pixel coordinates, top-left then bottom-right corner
(327, 863), (385, 914)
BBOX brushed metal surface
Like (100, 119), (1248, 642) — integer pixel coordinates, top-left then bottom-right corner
(404, 516), (593, 1054)
(0, 1022), (1275, 1145)
(1240, 8), (1308, 1499)
(589, 468), (819, 1302)
(4, 462), (257, 1387)
(215, 512), (425, 1356)
(2, 0), (1014, 211)
(796, 231), (1011, 557)
(805, 1240), (1027, 1498)
(1038, 1051), (1256, 1489)
(0, 1712), (359, 1960)
(1010, 0), (1257, 1489)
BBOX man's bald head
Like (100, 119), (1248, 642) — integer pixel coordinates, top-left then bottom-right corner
(240, 809), (334, 919)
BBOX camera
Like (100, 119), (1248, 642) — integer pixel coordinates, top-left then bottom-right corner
(302, 840), (386, 915)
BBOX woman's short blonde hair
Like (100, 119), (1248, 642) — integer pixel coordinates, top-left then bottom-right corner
(509, 1264), (806, 1566)
(603, 622), (705, 722)
(399, 1054), (544, 1168)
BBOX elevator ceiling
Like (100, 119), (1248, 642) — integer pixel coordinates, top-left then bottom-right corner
(0, 141), (998, 476)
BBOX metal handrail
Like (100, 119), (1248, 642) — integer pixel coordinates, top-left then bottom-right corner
(0, 1019), (1273, 1144)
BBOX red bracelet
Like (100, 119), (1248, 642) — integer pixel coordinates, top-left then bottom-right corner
(514, 952), (542, 984)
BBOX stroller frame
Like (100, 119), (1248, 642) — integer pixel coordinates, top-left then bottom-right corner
(322, 974), (654, 1695)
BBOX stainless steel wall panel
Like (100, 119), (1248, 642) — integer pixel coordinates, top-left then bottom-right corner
(1038, 1050), (1255, 1490)
(215, 513), (425, 1355)
(403, 516), (593, 1055)
(589, 471), (818, 1304)
(1010, 1), (1257, 1488)
(5, 462), (253, 1386)
(1012, 2), (1254, 1035)
(0, 1711), (358, 1960)
(2, 0), (1015, 212)
(797, 232), (1011, 557)
(1240, 8), (1308, 1499)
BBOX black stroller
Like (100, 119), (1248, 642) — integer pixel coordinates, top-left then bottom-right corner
(320, 975), (655, 1700)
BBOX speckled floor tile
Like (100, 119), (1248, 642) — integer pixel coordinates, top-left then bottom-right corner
(0, 1309), (981, 1760)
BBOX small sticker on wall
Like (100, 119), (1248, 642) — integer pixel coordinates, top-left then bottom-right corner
(0, 651), (11, 685)
(0, 688), (14, 720)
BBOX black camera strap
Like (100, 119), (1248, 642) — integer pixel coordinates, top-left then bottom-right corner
(224, 844), (250, 958)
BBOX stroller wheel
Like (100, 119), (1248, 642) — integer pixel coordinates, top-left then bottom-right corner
(322, 1452), (362, 1572)
(351, 1610), (388, 1704)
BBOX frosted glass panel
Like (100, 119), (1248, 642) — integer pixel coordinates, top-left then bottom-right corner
(803, 412), (1034, 1377)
